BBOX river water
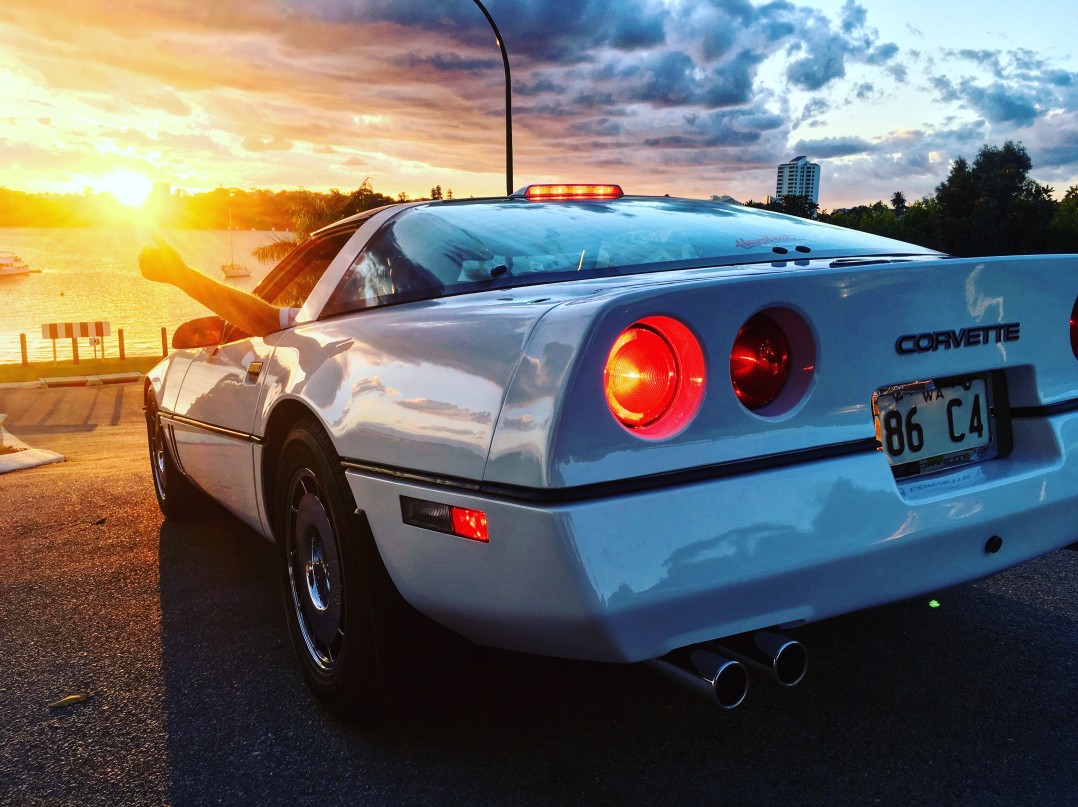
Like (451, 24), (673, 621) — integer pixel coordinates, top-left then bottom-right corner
(0, 227), (282, 364)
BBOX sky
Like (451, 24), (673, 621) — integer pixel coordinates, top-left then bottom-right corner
(1, 0), (1076, 209)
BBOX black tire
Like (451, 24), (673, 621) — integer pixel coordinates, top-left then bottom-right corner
(145, 392), (203, 520)
(274, 415), (407, 721)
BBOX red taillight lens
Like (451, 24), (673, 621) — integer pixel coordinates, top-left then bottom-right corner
(1071, 296), (1078, 360)
(604, 326), (678, 427)
(451, 507), (489, 543)
(730, 313), (790, 410)
(604, 316), (706, 438)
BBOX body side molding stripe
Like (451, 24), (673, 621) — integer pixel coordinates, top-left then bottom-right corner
(342, 437), (880, 505)
(1010, 399), (1078, 418)
(159, 412), (265, 445)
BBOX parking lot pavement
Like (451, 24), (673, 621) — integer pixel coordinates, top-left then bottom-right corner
(1, 385), (1076, 805)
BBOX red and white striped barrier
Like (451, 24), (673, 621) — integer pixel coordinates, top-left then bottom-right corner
(40, 321), (112, 339)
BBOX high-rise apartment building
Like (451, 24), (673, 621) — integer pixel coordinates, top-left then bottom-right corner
(774, 156), (820, 204)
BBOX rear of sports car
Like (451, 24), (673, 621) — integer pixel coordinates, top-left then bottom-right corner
(346, 245), (1078, 701)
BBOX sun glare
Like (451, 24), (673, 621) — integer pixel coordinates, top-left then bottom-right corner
(95, 170), (154, 208)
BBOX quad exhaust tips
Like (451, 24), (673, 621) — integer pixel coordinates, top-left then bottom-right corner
(712, 630), (808, 688)
(650, 648), (749, 710)
(651, 630), (807, 708)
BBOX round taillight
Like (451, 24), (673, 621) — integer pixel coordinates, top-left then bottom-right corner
(604, 317), (706, 437)
(605, 326), (678, 427)
(730, 313), (790, 410)
(1071, 296), (1078, 360)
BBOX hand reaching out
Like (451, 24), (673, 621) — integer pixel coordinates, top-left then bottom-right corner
(138, 234), (189, 285)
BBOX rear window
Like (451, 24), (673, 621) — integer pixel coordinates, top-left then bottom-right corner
(321, 198), (934, 316)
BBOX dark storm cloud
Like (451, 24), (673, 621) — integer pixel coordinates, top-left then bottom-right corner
(962, 84), (1039, 125)
(792, 136), (873, 158)
(318, 0), (667, 63)
(643, 108), (784, 149)
(394, 53), (501, 72)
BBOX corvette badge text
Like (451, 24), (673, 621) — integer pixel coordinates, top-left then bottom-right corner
(895, 322), (1021, 355)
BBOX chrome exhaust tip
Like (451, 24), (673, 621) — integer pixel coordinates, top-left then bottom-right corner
(649, 648), (749, 710)
(712, 630), (808, 688)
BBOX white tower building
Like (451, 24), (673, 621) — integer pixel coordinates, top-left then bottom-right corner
(775, 156), (820, 204)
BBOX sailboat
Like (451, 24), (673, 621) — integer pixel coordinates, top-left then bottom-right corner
(221, 198), (251, 278)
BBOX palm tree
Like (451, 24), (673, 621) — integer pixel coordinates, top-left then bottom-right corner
(891, 191), (907, 218)
(251, 192), (336, 264)
(251, 179), (399, 264)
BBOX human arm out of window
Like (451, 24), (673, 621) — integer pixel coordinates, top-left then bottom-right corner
(138, 234), (284, 337)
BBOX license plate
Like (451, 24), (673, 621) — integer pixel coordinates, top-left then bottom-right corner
(872, 374), (997, 479)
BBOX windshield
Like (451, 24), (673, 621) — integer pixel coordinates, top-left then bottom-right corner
(322, 198), (936, 316)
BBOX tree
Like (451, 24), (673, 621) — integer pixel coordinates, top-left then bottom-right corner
(933, 141), (1058, 256)
(890, 191), (907, 218)
(1049, 185), (1078, 252)
(745, 195), (818, 219)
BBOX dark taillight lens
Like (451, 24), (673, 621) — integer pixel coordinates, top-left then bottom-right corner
(604, 316), (706, 438)
(730, 313), (790, 410)
(1071, 296), (1078, 360)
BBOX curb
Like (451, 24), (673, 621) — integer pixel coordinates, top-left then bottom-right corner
(0, 424), (66, 474)
(0, 372), (143, 390)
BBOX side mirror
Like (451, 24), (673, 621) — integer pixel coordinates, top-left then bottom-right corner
(172, 316), (225, 349)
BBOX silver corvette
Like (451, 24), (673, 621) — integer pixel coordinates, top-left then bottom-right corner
(145, 184), (1078, 717)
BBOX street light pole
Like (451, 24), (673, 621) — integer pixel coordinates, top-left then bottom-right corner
(472, 0), (513, 196)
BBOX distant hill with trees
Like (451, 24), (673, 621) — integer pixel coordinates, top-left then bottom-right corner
(5, 142), (1075, 258)
(0, 179), (403, 231)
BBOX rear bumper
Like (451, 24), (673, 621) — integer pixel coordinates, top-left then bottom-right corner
(347, 412), (1078, 663)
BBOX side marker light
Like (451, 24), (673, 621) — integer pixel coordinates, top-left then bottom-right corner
(401, 496), (489, 542)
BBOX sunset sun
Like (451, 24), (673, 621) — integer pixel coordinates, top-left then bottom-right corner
(95, 170), (154, 208)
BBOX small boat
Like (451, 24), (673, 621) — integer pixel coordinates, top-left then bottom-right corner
(221, 262), (251, 278)
(221, 197), (251, 278)
(0, 251), (31, 276)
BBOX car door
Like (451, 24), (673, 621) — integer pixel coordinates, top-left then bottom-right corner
(170, 228), (358, 530)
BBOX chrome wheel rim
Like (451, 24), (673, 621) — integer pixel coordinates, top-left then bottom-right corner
(148, 410), (168, 502)
(286, 468), (344, 673)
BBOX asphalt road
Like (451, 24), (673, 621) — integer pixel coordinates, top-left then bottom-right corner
(1, 384), (1076, 806)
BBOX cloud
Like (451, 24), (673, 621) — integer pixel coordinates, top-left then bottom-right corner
(0, 0), (1075, 209)
(394, 53), (501, 73)
(792, 136), (874, 159)
(796, 97), (831, 125)
(962, 83), (1039, 126)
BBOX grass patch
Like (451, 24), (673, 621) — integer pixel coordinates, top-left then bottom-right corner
(0, 355), (161, 383)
